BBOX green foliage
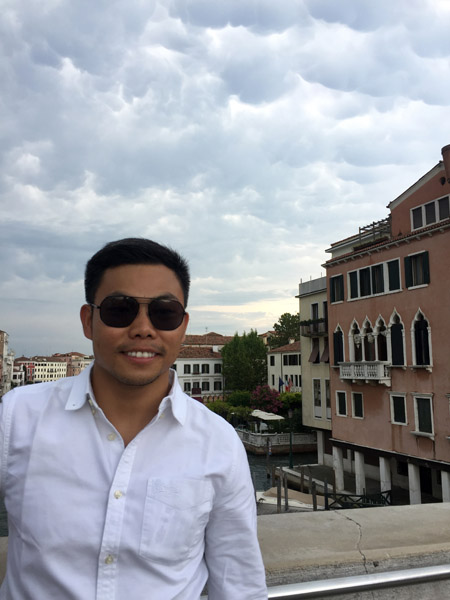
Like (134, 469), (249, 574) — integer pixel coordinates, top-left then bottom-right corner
(271, 312), (300, 348)
(205, 401), (231, 419)
(279, 392), (302, 411)
(221, 330), (267, 391)
(227, 390), (251, 407)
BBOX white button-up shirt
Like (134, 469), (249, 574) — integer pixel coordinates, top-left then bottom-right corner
(0, 365), (267, 599)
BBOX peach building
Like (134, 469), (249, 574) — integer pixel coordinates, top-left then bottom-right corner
(325, 145), (450, 504)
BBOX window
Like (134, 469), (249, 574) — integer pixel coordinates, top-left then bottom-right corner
(390, 313), (405, 366)
(387, 260), (400, 292)
(352, 392), (364, 418)
(214, 381), (222, 391)
(439, 196), (450, 220)
(201, 382), (210, 391)
(309, 338), (320, 364)
(313, 379), (322, 418)
(336, 391), (347, 416)
(271, 375), (275, 386)
(283, 355), (288, 366)
(333, 328), (344, 365)
(201, 364), (209, 374)
(414, 395), (433, 435)
(371, 264), (384, 294)
(288, 354), (299, 366)
(269, 356), (275, 366)
(349, 260), (401, 300)
(413, 311), (431, 366)
(184, 364), (191, 374)
(214, 363), (222, 374)
(193, 364), (200, 374)
(359, 267), (371, 296)
(390, 394), (407, 424)
(330, 275), (344, 303)
(405, 251), (430, 288)
(184, 382), (191, 392)
(411, 196), (449, 230)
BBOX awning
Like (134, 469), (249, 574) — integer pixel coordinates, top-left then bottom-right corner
(251, 409), (285, 421)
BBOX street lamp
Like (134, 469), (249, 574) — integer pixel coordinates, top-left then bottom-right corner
(288, 408), (293, 469)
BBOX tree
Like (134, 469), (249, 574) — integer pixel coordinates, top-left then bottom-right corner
(271, 312), (301, 348)
(221, 330), (267, 391)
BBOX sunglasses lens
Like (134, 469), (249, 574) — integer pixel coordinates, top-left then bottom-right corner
(99, 296), (139, 327)
(148, 299), (185, 330)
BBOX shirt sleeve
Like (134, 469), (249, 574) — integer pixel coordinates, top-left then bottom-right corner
(204, 436), (268, 600)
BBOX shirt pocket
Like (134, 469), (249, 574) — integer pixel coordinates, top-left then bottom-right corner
(140, 478), (213, 564)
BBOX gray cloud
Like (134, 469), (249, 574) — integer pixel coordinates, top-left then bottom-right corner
(1, 0), (450, 356)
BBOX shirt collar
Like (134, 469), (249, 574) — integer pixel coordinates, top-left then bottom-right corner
(65, 363), (188, 426)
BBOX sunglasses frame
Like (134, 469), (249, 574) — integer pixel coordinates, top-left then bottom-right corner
(89, 295), (186, 330)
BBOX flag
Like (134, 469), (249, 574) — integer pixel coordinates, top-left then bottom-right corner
(286, 377), (293, 392)
(278, 377), (284, 391)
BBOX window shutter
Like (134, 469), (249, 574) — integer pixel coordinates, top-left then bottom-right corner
(404, 256), (412, 288)
(422, 251), (430, 284)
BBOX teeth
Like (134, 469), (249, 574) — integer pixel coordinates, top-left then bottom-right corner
(126, 351), (156, 358)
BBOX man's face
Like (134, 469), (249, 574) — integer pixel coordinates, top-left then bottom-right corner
(80, 263), (189, 391)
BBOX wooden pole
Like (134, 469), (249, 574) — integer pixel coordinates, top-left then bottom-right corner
(277, 470), (282, 514)
(312, 480), (317, 511)
(283, 470), (289, 512)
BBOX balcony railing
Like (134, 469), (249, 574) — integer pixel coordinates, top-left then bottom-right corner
(300, 320), (328, 337)
(339, 361), (391, 386)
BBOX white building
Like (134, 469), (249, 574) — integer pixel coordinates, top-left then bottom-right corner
(267, 340), (301, 394)
(32, 357), (68, 383)
(0, 331), (14, 396)
(174, 346), (224, 402)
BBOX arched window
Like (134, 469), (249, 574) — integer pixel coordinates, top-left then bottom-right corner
(412, 310), (431, 366)
(333, 325), (344, 365)
(362, 318), (375, 361)
(350, 321), (362, 362)
(375, 316), (388, 361)
(389, 312), (405, 366)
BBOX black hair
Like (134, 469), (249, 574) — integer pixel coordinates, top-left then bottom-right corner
(84, 238), (190, 307)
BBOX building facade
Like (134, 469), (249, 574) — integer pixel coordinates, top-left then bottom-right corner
(298, 277), (332, 466)
(325, 144), (450, 504)
(174, 346), (224, 401)
(267, 341), (302, 394)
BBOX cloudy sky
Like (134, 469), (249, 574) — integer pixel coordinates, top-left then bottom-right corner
(2, 0), (450, 357)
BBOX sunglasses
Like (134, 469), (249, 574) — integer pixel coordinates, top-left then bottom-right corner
(89, 295), (186, 330)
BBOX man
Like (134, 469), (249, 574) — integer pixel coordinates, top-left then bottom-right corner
(0, 238), (267, 599)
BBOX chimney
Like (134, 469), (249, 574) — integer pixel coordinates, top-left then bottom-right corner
(441, 145), (450, 182)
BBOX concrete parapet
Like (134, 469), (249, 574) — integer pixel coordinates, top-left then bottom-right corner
(0, 504), (450, 597)
(260, 502), (450, 596)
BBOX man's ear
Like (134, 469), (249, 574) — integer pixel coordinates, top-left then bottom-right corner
(80, 304), (93, 341)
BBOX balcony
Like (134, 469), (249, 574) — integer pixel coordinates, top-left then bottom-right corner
(339, 361), (391, 386)
(300, 319), (328, 337)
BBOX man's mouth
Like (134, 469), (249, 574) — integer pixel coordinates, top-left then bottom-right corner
(125, 351), (157, 358)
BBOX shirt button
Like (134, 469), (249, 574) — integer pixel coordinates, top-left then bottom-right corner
(105, 555), (114, 564)
(114, 490), (123, 499)
(107, 433), (117, 441)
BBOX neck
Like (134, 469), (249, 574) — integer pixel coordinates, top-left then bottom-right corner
(90, 365), (172, 445)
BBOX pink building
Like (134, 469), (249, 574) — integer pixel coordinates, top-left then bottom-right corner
(325, 145), (450, 504)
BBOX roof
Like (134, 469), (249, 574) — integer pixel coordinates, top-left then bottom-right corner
(268, 341), (301, 354)
(177, 346), (222, 359)
(324, 217), (450, 268)
(183, 333), (234, 346)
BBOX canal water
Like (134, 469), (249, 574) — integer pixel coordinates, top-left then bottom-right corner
(247, 451), (317, 491)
